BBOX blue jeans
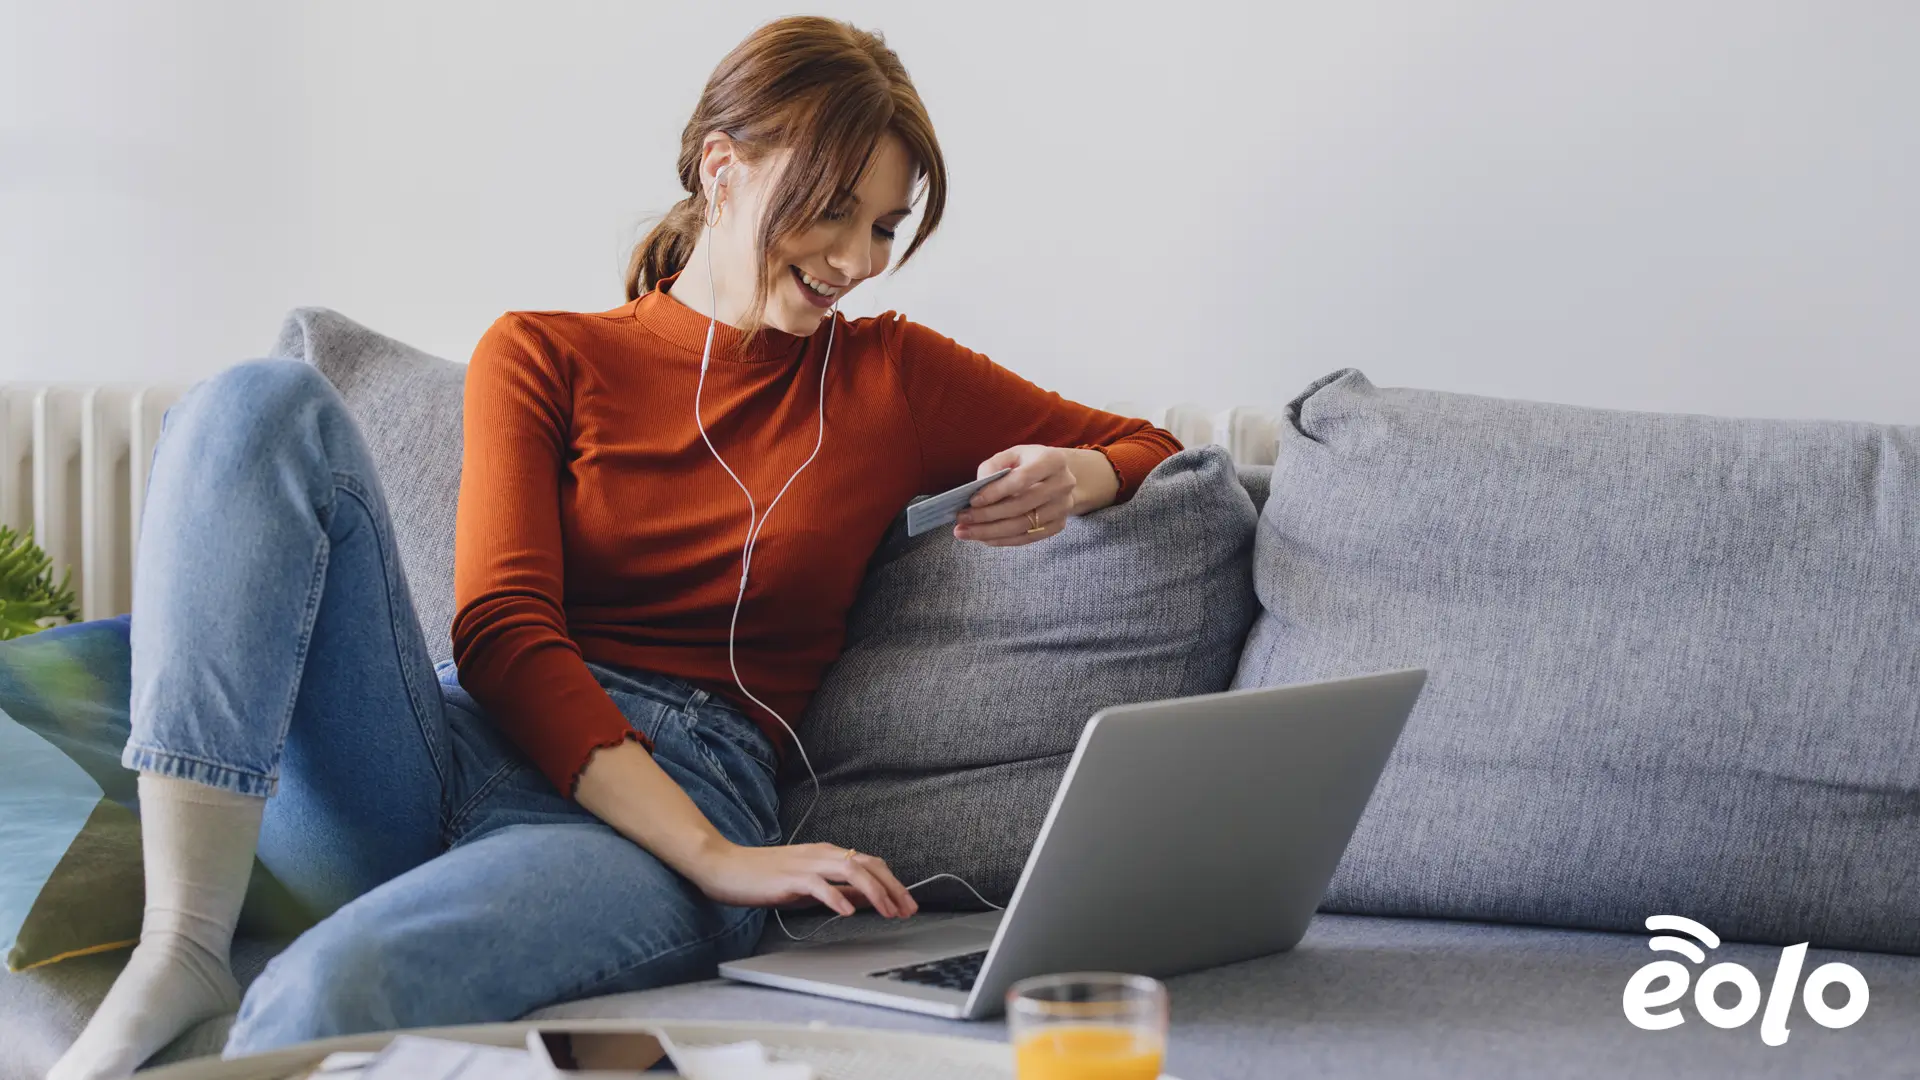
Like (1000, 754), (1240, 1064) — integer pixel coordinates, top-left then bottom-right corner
(121, 360), (782, 1053)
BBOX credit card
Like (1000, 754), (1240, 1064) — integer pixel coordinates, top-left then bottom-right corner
(906, 468), (1014, 537)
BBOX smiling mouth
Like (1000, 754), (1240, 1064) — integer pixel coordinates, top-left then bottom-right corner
(791, 265), (846, 306)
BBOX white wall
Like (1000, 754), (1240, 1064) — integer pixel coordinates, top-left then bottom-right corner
(5, 1), (1917, 423)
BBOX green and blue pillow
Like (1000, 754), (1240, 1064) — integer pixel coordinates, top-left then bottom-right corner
(0, 617), (303, 971)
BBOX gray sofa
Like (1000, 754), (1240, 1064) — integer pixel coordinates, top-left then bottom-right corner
(4, 310), (1917, 1079)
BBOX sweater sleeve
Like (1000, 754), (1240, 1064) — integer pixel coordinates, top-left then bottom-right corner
(889, 317), (1183, 499)
(451, 314), (648, 795)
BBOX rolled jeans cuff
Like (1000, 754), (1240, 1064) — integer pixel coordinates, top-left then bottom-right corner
(122, 742), (277, 798)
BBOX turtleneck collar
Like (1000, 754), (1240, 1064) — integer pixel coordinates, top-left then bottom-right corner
(632, 271), (812, 364)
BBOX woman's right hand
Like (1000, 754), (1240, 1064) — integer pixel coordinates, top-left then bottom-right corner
(571, 740), (916, 918)
(681, 840), (919, 919)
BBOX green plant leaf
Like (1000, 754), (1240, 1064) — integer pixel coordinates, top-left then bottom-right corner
(0, 526), (79, 639)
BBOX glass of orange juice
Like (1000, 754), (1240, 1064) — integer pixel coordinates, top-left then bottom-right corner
(1007, 972), (1168, 1080)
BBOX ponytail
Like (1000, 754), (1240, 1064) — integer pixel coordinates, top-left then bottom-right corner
(623, 17), (948, 310)
(626, 196), (704, 301)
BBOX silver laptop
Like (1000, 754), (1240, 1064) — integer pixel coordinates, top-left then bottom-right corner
(719, 668), (1427, 1019)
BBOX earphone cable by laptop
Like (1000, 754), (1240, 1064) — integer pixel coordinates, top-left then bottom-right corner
(780, 874), (1006, 943)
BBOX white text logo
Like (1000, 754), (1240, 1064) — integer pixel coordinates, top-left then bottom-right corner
(1623, 915), (1868, 1045)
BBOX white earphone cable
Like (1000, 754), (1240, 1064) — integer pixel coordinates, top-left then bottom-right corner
(692, 178), (1002, 941)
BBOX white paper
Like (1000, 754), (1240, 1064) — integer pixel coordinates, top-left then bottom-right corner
(311, 1050), (378, 1077)
(667, 1040), (816, 1080)
(360, 1035), (538, 1080)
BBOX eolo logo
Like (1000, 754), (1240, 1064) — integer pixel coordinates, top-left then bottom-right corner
(1623, 915), (1869, 1044)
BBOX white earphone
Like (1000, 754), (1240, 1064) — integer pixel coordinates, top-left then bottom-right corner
(705, 163), (735, 227)
(690, 158), (1000, 939)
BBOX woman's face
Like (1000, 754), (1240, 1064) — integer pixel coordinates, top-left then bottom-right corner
(709, 134), (916, 336)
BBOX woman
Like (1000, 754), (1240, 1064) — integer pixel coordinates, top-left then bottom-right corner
(54, 16), (1179, 1078)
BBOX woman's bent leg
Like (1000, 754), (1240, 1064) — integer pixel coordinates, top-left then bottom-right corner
(55, 360), (452, 1080)
(125, 359), (450, 904)
(226, 821), (768, 1052)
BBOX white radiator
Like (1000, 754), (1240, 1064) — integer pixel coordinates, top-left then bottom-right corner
(1123, 403), (1281, 469)
(0, 384), (186, 621)
(0, 384), (1278, 623)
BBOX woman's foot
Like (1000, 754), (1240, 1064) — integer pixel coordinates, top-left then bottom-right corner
(49, 775), (264, 1079)
(48, 931), (241, 1080)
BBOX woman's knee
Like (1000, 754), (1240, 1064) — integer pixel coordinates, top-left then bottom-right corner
(163, 360), (348, 472)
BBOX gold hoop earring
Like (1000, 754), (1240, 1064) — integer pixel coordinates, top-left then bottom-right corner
(703, 193), (722, 229)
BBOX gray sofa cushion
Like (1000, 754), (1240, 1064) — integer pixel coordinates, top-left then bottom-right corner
(1235, 463), (1271, 514)
(22, 915), (1911, 1079)
(787, 447), (1258, 905)
(271, 308), (467, 665)
(0, 938), (281, 1080)
(1235, 368), (1920, 953)
(531, 913), (1920, 1079)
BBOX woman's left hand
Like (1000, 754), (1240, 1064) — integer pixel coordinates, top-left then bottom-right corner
(955, 445), (1108, 547)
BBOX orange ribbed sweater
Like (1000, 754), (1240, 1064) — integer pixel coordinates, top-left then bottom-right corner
(451, 281), (1182, 793)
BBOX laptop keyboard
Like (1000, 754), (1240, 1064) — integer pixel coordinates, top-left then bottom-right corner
(873, 949), (987, 991)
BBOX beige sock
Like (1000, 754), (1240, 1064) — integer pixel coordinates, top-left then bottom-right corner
(49, 774), (265, 1080)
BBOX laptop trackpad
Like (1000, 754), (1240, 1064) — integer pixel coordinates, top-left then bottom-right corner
(757, 913), (1000, 977)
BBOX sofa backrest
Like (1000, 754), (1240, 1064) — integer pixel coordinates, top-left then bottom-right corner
(274, 308), (468, 665)
(1235, 368), (1920, 954)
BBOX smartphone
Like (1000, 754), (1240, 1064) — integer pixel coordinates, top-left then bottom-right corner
(525, 1028), (671, 1076)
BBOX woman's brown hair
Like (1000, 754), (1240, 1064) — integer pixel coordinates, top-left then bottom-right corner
(626, 17), (947, 333)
